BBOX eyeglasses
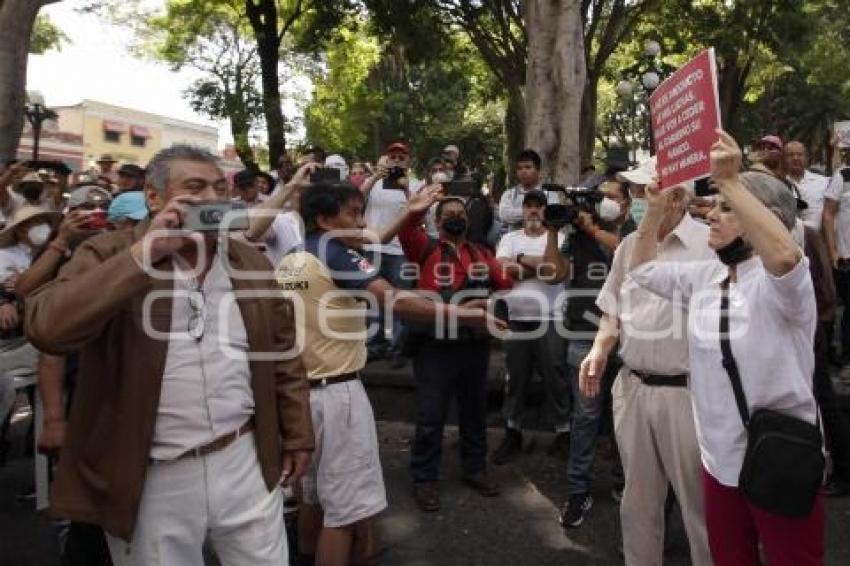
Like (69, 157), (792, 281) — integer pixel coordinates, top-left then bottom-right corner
(187, 288), (206, 341)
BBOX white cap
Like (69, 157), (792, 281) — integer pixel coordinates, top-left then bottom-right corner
(616, 156), (656, 186)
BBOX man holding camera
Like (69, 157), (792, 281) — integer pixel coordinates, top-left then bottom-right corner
(492, 190), (571, 464)
(26, 145), (314, 565)
(361, 141), (419, 360)
(560, 178), (635, 528)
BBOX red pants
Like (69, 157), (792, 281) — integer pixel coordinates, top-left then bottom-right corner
(702, 468), (824, 566)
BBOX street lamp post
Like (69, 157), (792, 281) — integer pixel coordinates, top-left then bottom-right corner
(24, 92), (57, 161)
(615, 40), (673, 157)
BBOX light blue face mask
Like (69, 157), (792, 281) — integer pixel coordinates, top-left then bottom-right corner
(631, 198), (648, 225)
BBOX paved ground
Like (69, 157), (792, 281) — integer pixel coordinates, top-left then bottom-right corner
(3, 358), (850, 565)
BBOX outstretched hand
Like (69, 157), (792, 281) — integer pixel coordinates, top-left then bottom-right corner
(408, 184), (444, 214)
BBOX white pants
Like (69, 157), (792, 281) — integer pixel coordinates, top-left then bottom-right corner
(106, 432), (287, 566)
(0, 341), (39, 424)
(613, 369), (711, 566)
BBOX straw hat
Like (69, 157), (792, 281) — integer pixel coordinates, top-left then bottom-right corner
(0, 205), (61, 247)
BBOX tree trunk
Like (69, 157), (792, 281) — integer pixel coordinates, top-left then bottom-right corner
(502, 85), (525, 187)
(0, 0), (54, 164)
(579, 71), (601, 170)
(257, 41), (285, 170)
(524, 0), (587, 185)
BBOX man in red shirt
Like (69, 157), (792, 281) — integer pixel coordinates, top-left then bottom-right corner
(398, 195), (514, 512)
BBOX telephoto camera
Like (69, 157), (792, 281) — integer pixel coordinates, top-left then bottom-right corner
(183, 201), (250, 232)
(541, 183), (604, 229)
(384, 166), (408, 190)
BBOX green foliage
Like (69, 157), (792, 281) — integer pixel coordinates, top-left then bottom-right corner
(30, 13), (68, 54)
(303, 20), (504, 173)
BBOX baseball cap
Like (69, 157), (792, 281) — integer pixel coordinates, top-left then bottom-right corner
(67, 185), (112, 209)
(108, 191), (149, 222)
(118, 163), (145, 178)
(757, 135), (783, 150)
(386, 141), (410, 155)
(522, 190), (548, 207)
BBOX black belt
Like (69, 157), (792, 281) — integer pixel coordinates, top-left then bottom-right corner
(310, 371), (360, 389)
(631, 370), (688, 387)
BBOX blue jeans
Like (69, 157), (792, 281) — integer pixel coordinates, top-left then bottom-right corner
(566, 339), (604, 495)
(367, 252), (406, 352)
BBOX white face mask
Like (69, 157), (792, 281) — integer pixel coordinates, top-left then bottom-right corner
(431, 171), (450, 184)
(598, 197), (623, 222)
(27, 223), (51, 247)
(631, 198), (648, 225)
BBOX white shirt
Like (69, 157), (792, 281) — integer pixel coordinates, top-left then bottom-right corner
(150, 252), (255, 460)
(630, 255), (817, 486)
(264, 210), (303, 269)
(364, 178), (424, 256)
(788, 170), (829, 230)
(0, 243), (33, 282)
(496, 228), (566, 320)
(597, 213), (713, 375)
(825, 167), (850, 258)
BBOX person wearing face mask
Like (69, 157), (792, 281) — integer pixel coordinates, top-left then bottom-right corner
(397, 191), (515, 513)
(625, 131), (823, 565)
(347, 162), (369, 189)
(558, 175), (635, 528)
(0, 205), (60, 458)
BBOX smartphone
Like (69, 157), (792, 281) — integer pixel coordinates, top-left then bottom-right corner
(310, 167), (342, 184)
(83, 209), (108, 230)
(183, 201), (249, 232)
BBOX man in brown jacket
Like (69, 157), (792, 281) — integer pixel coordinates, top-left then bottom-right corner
(26, 145), (313, 565)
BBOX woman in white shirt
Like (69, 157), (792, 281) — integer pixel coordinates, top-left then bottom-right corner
(626, 131), (823, 566)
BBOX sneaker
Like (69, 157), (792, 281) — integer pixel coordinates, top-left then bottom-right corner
(611, 484), (624, 504)
(492, 428), (523, 465)
(559, 493), (593, 528)
(462, 471), (500, 497)
(413, 481), (441, 512)
(546, 431), (570, 460)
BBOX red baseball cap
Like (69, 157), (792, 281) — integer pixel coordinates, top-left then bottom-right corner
(757, 135), (783, 150)
(386, 141), (410, 155)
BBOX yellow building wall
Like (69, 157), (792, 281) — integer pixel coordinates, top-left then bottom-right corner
(80, 115), (162, 167)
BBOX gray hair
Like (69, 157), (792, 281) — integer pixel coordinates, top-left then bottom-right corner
(146, 145), (221, 193)
(739, 171), (797, 230)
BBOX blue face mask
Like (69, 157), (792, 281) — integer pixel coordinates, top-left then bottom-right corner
(631, 198), (648, 225)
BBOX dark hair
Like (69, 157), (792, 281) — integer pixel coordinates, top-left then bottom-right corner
(435, 197), (466, 220)
(300, 183), (364, 234)
(515, 149), (542, 170)
(304, 146), (326, 163)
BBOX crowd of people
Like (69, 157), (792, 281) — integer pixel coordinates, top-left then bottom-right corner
(0, 128), (848, 566)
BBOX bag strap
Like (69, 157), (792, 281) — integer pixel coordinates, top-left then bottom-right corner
(719, 277), (751, 427)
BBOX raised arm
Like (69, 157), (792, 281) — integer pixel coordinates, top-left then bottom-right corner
(627, 179), (669, 272)
(245, 163), (314, 242)
(711, 130), (802, 277)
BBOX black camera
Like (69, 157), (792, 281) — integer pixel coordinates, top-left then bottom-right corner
(540, 184), (604, 228)
(384, 166), (407, 190)
(310, 167), (342, 184)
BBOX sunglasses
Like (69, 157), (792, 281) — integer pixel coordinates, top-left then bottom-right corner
(187, 288), (206, 341)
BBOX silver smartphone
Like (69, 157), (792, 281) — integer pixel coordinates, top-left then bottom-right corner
(183, 201), (250, 232)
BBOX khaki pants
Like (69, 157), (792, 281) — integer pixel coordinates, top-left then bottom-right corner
(613, 368), (711, 566)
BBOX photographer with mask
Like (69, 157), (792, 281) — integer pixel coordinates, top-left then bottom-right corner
(560, 177), (635, 528)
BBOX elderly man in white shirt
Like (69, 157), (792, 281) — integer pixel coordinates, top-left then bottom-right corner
(784, 141), (829, 230)
(623, 131), (823, 566)
(579, 178), (713, 566)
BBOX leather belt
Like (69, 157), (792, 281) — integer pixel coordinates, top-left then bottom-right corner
(632, 370), (688, 387)
(309, 371), (360, 389)
(165, 419), (254, 462)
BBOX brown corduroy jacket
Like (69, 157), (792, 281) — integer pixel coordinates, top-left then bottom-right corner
(25, 224), (313, 540)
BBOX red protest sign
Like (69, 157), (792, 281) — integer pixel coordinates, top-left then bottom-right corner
(649, 48), (722, 189)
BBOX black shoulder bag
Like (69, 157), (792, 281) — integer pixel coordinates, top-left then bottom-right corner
(719, 278), (824, 517)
